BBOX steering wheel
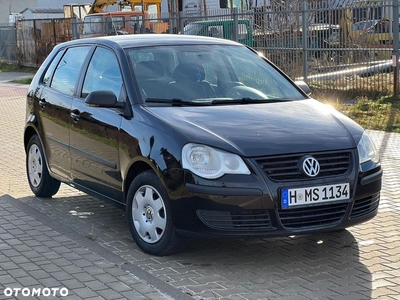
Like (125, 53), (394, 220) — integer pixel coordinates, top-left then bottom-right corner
(215, 81), (244, 97)
(216, 82), (269, 99)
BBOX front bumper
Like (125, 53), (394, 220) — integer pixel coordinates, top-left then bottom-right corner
(164, 152), (382, 239)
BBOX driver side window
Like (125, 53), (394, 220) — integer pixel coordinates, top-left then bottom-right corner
(81, 47), (124, 101)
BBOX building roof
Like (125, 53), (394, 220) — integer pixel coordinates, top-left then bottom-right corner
(20, 7), (63, 14)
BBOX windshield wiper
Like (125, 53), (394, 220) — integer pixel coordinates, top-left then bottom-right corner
(211, 98), (293, 105)
(145, 98), (212, 106)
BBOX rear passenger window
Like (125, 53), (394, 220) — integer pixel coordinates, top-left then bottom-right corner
(50, 46), (91, 96)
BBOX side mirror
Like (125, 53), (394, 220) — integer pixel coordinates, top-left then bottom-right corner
(85, 90), (122, 108)
(294, 81), (311, 95)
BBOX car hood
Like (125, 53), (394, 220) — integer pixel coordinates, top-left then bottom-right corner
(145, 99), (363, 157)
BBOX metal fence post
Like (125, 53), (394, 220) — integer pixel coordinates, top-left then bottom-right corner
(71, 17), (78, 40)
(179, 11), (184, 34)
(393, 0), (399, 96)
(233, 8), (238, 42)
(169, 2), (175, 34)
(302, 1), (308, 83)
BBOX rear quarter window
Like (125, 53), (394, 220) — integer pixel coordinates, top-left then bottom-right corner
(42, 50), (64, 86)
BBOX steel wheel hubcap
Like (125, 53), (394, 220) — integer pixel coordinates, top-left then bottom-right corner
(28, 144), (43, 188)
(132, 185), (166, 244)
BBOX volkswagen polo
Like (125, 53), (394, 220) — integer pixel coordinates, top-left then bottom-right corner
(24, 35), (382, 256)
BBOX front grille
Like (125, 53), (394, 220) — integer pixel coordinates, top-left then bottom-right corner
(197, 210), (272, 231)
(350, 193), (380, 219)
(256, 151), (351, 181)
(278, 203), (348, 229)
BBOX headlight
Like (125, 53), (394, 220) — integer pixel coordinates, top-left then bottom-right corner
(182, 143), (250, 179)
(357, 132), (379, 164)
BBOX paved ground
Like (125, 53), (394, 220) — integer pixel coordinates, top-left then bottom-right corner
(0, 194), (188, 300)
(0, 75), (191, 299)
(1, 73), (400, 299)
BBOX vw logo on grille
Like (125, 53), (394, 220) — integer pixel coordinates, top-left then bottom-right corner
(302, 156), (320, 177)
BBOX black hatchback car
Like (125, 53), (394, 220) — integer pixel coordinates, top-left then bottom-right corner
(25, 35), (382, 256)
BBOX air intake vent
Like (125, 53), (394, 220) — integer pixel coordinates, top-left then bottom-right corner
(197, 210), (272, 231)
(278, 203), (348, 229)
(351, 193), (380, 219)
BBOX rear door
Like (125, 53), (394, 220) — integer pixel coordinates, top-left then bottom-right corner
(37, 46), (92, 179)
(69, 46), (125, 201)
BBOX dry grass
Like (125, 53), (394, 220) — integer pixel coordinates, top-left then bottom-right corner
(311, 74), (400, 133)
(334, 97), (400, 133)
(11, 77), (33, 84)
(0, 61), (37, 73)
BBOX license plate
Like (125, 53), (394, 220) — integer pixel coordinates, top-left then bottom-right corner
(281, 183), (350, 209)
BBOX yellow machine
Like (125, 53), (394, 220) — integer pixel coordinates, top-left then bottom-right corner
(340, 2), (394, 46)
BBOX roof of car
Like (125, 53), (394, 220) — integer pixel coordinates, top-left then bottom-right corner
(56, 34), (242, 50)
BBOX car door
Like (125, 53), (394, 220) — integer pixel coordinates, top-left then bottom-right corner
(69, 46), (124, 201)
(37, 46), (92, 179)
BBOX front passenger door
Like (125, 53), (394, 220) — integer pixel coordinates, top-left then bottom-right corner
(70, 46), (125, 201)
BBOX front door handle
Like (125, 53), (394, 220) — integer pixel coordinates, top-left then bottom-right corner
(70, 110), (80, 123)
(39, 99), (46, 110)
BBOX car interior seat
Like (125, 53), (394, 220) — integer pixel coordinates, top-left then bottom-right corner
(166, 63), (216, 100)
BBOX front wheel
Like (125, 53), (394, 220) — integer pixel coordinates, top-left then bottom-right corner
(126, 170), (185, 256)
(26, 134), (61, 197)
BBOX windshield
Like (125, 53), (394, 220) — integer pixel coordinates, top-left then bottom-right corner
(183, 23), (203, 35)
(105, 16), (125, 32)
(126, 45), (306, 105)
(352, 20), (378, 31)
(83, 16), (103, 34)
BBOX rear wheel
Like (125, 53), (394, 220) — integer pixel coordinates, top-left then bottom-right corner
(26, 135), (61, 197)
(126, 170), (185, 256)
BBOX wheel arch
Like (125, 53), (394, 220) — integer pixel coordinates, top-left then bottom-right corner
(24, 125), (53, 179)
(125, 165), (186, 255)
(25, 129), (61, 197)
(123, 160), (161, 202)
(24, 126), (39, 152)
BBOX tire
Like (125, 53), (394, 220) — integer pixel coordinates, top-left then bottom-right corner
(26, 135), (61, 197)
(126, 170), (185, 256)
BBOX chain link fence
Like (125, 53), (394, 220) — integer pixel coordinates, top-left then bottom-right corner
(1, 1), (399, 96)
